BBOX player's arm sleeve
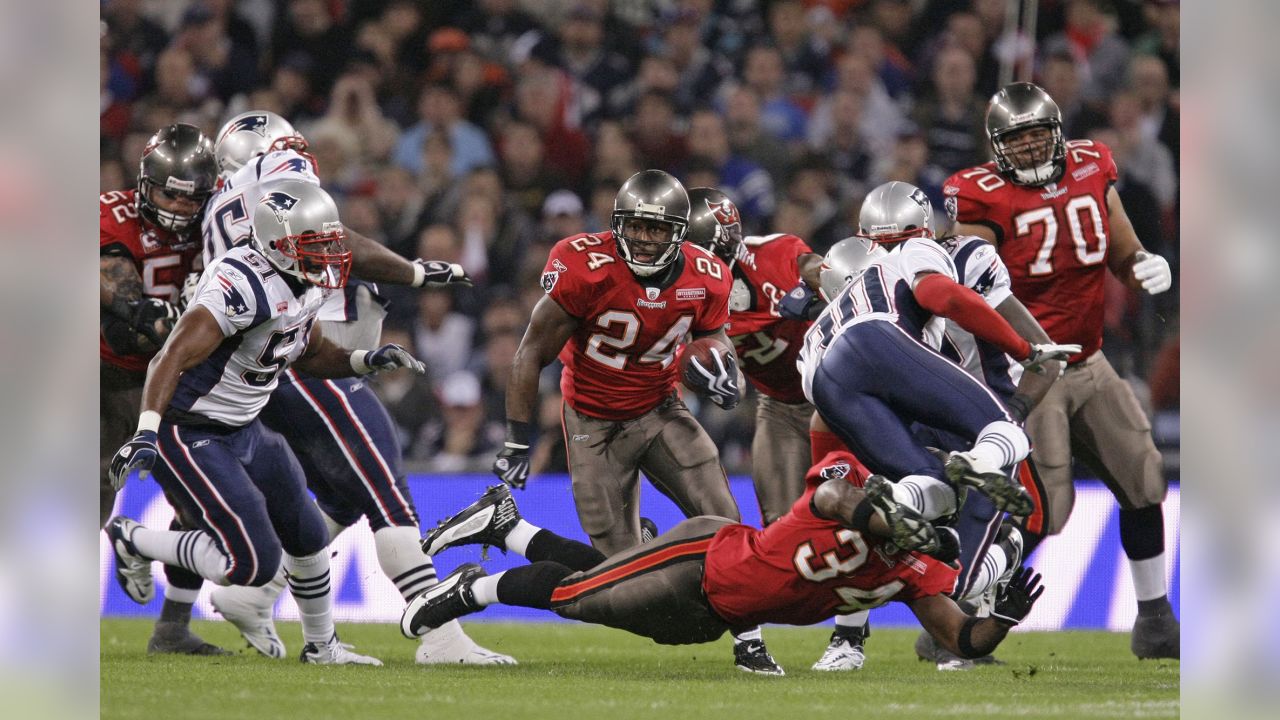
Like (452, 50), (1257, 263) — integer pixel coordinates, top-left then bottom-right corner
(693, 262), (732, 334)
(191, 261), (270, 337)
(942, 178), (1003, 244)
(914, 274), (1031, 360)
(958, 242), (1013, 308)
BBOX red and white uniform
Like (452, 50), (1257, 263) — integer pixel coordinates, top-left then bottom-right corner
(99, 189), (201, 372)
(943, 140), (1119, 362)
(543, 233), (733, 420)
(703, 451), (959, 627)
(726, 233), (813, 403)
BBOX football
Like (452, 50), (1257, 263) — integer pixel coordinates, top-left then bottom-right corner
(679, 336), (732, 383)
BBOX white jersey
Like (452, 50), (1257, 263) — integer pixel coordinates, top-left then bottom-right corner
(170, 245), (327, 426)
(201, 149), (385, 343)
(797, 236), (956, 402)
(938, 235), (1022, 399)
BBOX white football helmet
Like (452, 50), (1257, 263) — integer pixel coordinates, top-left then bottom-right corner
(857, 181), (935, 248)
(215, 110), (314, 178)
(818, 237), (887, 302)
(251, 180), (351, 288)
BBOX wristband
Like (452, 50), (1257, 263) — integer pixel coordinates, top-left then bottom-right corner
(137, 410), (161, 433)
(849, 497), (876, 534)
(505, 419), (533, 448)
(350, 350), (372, 375)
(411, 262), (426, 288)
(957, 615), (983, 658)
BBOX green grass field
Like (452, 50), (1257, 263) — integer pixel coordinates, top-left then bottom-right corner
(101, 619), (1178, 720)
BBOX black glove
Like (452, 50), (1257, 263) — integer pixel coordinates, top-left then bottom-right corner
(778, 282), (820, 320)
(991, 565), (1045, 626)
(683, 347), (740, 410)
(128, 298), (179, 347)
(492, 420), (532, 489)
(108, 430), (159, 491)
(412, 259), (473, 288)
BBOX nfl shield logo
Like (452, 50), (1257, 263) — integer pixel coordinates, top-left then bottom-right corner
(646, 287), (660, 301)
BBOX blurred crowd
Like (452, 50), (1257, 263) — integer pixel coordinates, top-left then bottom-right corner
(100, 0), (1181, 474)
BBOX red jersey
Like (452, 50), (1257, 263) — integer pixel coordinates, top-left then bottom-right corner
(100, 189), (201, 372)
(943, 140), (1120, 362)
(543, 233), (732, 420)
(702, 451), (959, 627)
(726, 233), (813, 404)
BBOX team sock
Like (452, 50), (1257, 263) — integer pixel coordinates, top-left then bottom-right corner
(733, 627), (763, 643)
(375, 526), (439, 603)
(892, 474), (957, 520)
(505, 520), (542, 556)
(834, 611), (869, 631)
(525, 529), (607, 571)
(494, 563), (574, 609)
(1119, 505), (1169, 607)
(132, 526), (230, 583)
(967, 421), (1030, 469)
(284, 551), (334, 645)
(961, 545), (1008, 603)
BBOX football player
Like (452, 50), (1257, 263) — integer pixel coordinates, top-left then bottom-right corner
(685, 188), (873, 672)
(494, 170), (783, 674)
(402, 453), (1044, 667)
(944, 83), (1179, 659)
(100, 123), (225, 655)
(797, 181), (1080, 529)
(106, 180), (420, 665)
(195, 111), (511, 665)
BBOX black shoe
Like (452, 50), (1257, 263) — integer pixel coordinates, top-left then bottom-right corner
(865, 475), (939, 554)
(146, 622), (232, 656)
(944, 452), (1033, 516)
(400, 563), (486, 638)
(640, 517), (658, 544)
(733, 639), (785, 676)
(1131, 600), (1179, 659)
(421, 485), (521, 556)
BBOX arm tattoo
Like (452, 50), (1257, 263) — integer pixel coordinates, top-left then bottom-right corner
(101, 256), (145, 318)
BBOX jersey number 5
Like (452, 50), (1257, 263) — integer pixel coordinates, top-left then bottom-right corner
(242, 324), (304, 387)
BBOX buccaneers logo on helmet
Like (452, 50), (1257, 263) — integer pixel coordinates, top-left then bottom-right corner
(706, 197), (740, 228)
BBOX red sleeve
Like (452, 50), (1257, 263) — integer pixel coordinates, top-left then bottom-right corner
(543, 238), (591, 318)
(693, 253), (732, 333)
(914, 274), (1031, 360)
(100, 192), (140, 258)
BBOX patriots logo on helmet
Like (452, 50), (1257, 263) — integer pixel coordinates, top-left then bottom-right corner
(262, 191), (300, 224)
(820, 462), (851, 480)
(705, 198), (740, 227)
(221, 114), (269, 142)
(909, 188), (931, 211)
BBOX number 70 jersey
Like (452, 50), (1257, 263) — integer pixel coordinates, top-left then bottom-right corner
(542, 231), (732, 420)
(173, 245), (327, 427)
(943, 139), (1119, 361)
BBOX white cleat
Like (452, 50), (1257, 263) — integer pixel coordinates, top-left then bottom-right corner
(105, 517), (155, 604)
(299, 636), (383, 666)
(416, 619), (516, 665)
(211, 584), (285, 659)
(812, 625), (869, 671)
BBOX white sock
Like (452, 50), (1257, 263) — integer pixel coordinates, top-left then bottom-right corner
(470, 572), (503, 607)
(164, 584), (200, 604)
(132, 526), (230, 584)
(285, 550), (334, 645)
(321, 510), (348, 544)
(834, 611), (869, 628)
(375, 526), (439, 602)
(505, 520), (542, 556)
(1129, 554), (1168, 601)
(961, 545), (1008, 603)
(733, 627), (762, 643)
(892, 475), (958, 520)
(967, 420), (1030, 469)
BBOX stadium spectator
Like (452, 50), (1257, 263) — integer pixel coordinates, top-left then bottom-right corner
(724, 85), (794, 190)
(911, 45), (988, 177)
(741, 45), (809, 144)
(394, 83), (495, 178)
(686, 109), (776, 233)
(1042, 0), (1132, 103)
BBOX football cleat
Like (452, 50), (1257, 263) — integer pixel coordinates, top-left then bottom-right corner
(977, 522), (1025, 617)
(640, 516), (658, 544)
(421, 485), (521, 557)
(106, 517), (155, 604)
(944, 452), (1034, 516)
(401, 563), (486, 638)
(299, 635), (383, 666)
(416, 618), (516, 665)
(146, 621), (232, 656)
(210, 584), (286, 659)
(1131, 601), (1180, 660)
(812, 623), (870, 671)
(864, 475), (939, 554)
(733, 639), (785, 676)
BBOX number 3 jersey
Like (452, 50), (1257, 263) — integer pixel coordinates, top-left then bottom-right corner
(543, 232), (732, 420)
(170, 245), (327, 427)
(703, 451), (958, 627)
(100, 188), (201, 372)
(943, 140), (1119, 362)
(726, 233), (813, 404)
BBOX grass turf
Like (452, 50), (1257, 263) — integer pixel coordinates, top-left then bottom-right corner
(101, 619), (1178, 719)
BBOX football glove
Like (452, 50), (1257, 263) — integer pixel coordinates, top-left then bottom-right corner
(492, 445), (530, 489)
(990, 566), (1045, 626)
(1132, 251), (1172, 295)
(129, 297), (180, 347)
(778, 282), (820, 320)
(353, 344), (427, 375)
(176, 271), (202, 312)
(684, 347), (741, 410)
(412, 259), (473, 288)
(1022, 342), (1082, 373)
(109, 430), (159, 491)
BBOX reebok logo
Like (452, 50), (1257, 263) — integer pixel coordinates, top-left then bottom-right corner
(572, 434), (590, 442)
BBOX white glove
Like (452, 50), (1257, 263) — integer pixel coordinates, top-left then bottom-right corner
(177, 271), (201, 311)
(1132, 251), (1171, 295)
(1023, 342), (1082, 373)
(351, 344), (427, 375)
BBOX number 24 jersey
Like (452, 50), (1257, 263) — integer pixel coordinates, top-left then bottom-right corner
(542, 233), (732, 420)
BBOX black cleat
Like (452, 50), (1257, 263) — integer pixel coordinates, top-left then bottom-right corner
(944, 452), (1034, 516)
(1131, 601), (1180, 660)
(734, 638), (785, 676)
(640, 517), (658, 544)
(400, 563), (486, 638)
(865, 475), (939, 554)
(147, 622), (233, 656)
(421, 485), (521, 557)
